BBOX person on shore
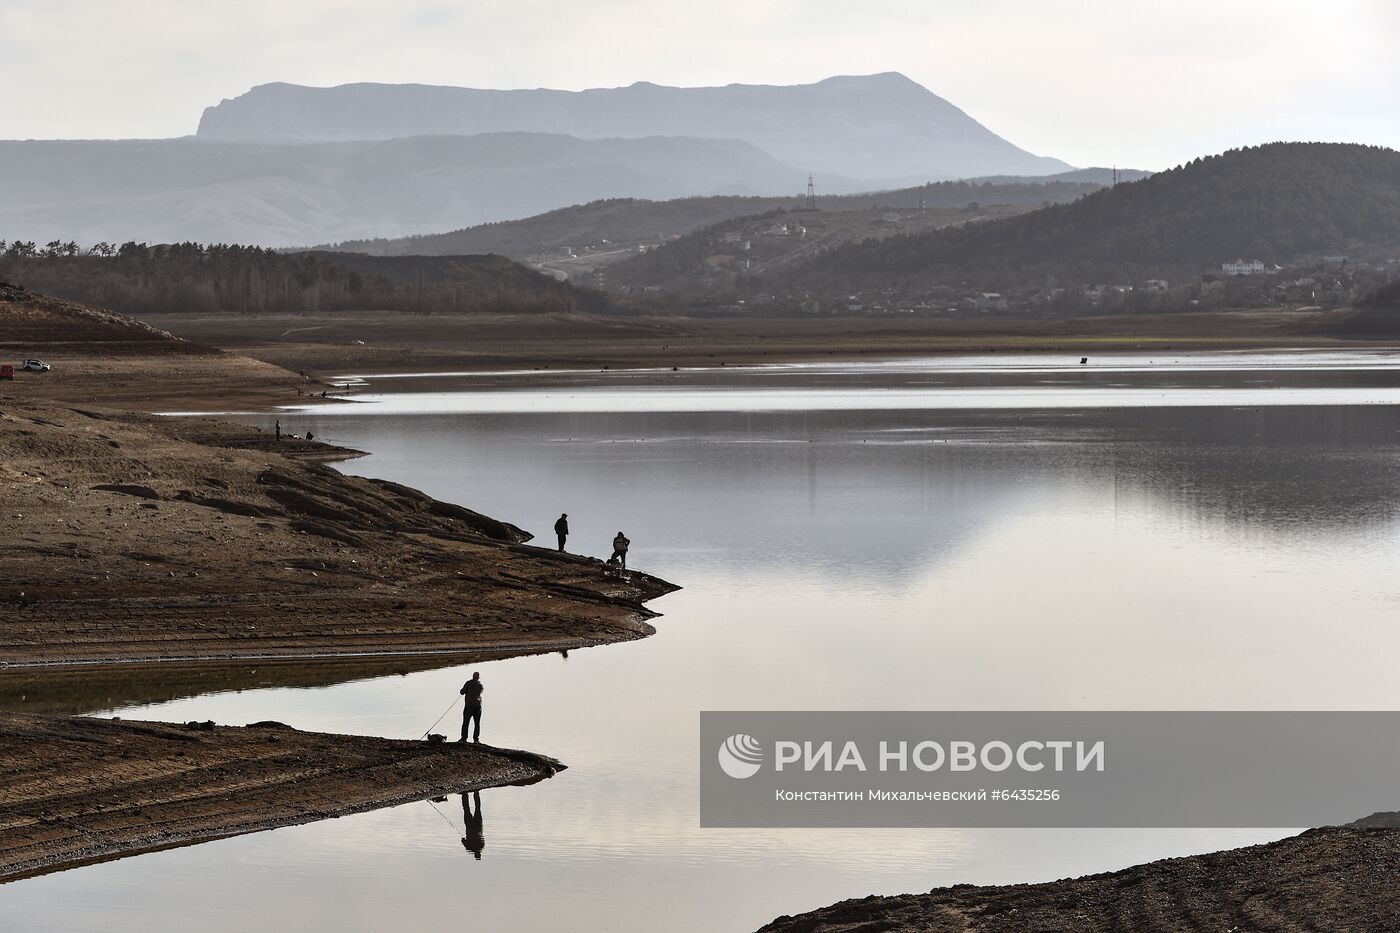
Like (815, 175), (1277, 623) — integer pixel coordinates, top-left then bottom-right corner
(460, 672), (483, 743)
(610, 531), (630, 570)
(554, 513), (569, 552)
(461, 791), (485, 860)
(275, 420), (282, 441)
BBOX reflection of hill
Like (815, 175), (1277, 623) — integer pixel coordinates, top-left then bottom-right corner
(1094, 406), (1400, 534)
(327, 399), (1400, 591)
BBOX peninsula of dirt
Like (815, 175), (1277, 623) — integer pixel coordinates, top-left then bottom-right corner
(0, 712), (560, 881)
(0, 401), (676, 666)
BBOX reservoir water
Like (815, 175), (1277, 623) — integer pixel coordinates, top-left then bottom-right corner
(6, 351), (1400, 931)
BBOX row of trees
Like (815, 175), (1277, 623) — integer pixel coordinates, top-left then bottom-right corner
(3, 239), (122, 258)
(0, 242), (600, 316)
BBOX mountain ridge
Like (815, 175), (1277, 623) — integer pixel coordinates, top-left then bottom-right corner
(319, 171), (1133, 261)
(196, 73), (1071, 181)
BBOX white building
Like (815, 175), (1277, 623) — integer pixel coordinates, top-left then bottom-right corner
(1222, 259), (1267, 276)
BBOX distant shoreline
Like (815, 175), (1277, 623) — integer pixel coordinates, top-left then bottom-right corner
(133, 307), (1385, 389)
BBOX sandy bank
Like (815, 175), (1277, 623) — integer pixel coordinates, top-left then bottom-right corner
(757, 825), (1400, 932)
(0, 712), (561, 881)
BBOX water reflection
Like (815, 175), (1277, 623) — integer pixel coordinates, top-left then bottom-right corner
(297, 405), (1400, 584)
(462, 792), (485, 860)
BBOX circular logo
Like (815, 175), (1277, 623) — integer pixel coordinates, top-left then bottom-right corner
(718, 733), (763, 779)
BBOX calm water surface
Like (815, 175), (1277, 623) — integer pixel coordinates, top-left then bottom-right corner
(7, 351), (1400, 931)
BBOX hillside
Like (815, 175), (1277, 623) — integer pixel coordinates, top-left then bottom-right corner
(781, 143), (1400, 294)
(0, 244), (604, 318)
(0, 280), (192, 352)
(605, 202), (1041, 297)
(0, 134), (812, 247)
(197, 73), (1071, 182)
(322, 173), (1122, 262)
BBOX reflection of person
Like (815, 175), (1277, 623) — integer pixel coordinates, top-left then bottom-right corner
(460, 672), (483, 743)
(554, 513), (569, 552)
(610, 531), (630, 569)
(461, 791), (485, 860)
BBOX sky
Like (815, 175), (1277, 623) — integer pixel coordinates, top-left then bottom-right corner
(2, 0), (1397, 169)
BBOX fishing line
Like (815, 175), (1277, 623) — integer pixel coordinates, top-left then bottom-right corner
(418, 695), (462, 739)
(425, 795), (462, 835)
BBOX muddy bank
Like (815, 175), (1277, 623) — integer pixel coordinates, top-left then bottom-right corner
(0, 712), (560, 881)
(141, 308), (1363, 381)
(0, 401), (677, 667)
(757, 825), (1400, 932)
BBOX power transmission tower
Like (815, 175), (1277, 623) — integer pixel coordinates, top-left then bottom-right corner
(806, 174), (816, 210)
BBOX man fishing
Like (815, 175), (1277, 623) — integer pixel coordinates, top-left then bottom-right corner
(554, 512), (569, 552)
(610, 531), (630, 570)
(460, 672), (483, 743)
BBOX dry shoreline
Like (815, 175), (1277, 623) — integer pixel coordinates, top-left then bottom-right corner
(757, 824), (1400, 932)
(0, 401), (677, 669)
(0, 713), (562, 882)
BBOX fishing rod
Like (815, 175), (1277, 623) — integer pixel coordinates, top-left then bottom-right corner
(418, 694), (462, 739)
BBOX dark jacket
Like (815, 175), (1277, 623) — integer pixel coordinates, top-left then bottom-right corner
(460, 680), (484, 706)
(554, 517), (569, 536)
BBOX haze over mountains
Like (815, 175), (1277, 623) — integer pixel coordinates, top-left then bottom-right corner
(198, 74), (1069, 182)
(0, 134), (807, 246)
(0, 75), (1078, 248)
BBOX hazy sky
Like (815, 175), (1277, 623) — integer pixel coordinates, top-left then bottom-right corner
(3, 0), (1397, 169)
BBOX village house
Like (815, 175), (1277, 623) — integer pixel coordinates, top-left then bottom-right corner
(1222, 259), (1267, 276)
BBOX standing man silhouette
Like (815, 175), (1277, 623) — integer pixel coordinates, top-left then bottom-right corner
(554, 513), (569, 552)
(460, 672), (483, 743)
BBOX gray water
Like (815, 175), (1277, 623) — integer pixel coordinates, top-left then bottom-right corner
(7, 351), (1400, 931)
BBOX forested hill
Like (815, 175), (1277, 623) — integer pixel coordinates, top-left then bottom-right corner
(787, 143), (1400, 291)
(321, 174), (1127, 260)
(0, 243), (605, 316)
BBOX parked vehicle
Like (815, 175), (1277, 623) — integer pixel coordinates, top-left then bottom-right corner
(20, 359), (50, 372)
(0, 365), (12, 380)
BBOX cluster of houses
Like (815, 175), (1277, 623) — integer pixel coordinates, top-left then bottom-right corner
(716, 256), (1400, 317)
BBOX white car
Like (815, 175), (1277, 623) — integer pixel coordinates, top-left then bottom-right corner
(20, 359), (51, 372)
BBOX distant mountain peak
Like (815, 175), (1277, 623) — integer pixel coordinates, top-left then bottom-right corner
(196, 75), (1070, 182)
